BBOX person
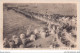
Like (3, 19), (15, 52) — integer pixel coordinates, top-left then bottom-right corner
(12, 35), (22, 47)
(71, 44), (76, 48)
(34, 28), (39, 34)
(20, 33), (29, 45)
(26, 30), (31, 37)
(20, 33), (26, 40)
(8, 39), (16, 48)
(40, 31), (46, 39)
(50, 28), (55, 36)
(21, 38), (27, 45)
(13, 37), (22, 47)
(3, 38), (8, 44)
(47, 23), (51, 32)
(71, 29), (76, 36)
(12, 35), (18, 41)
(49, 44), (53, 48)
(3, 38), (9, 48)
(55, 26), (60, 34)
(35, 44), (42, 48)
(30, 34), (36, 41)
(19, 44), (25, 48)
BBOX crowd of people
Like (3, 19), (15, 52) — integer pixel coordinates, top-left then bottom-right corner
(3, 19), (77, 48)
(3, 6), (77, 48)
(3, 23), (57, 48)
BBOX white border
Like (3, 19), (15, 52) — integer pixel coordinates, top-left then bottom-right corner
(0, 0), (80, 52)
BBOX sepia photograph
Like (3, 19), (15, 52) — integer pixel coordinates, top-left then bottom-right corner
(3, 3), (77, 49)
